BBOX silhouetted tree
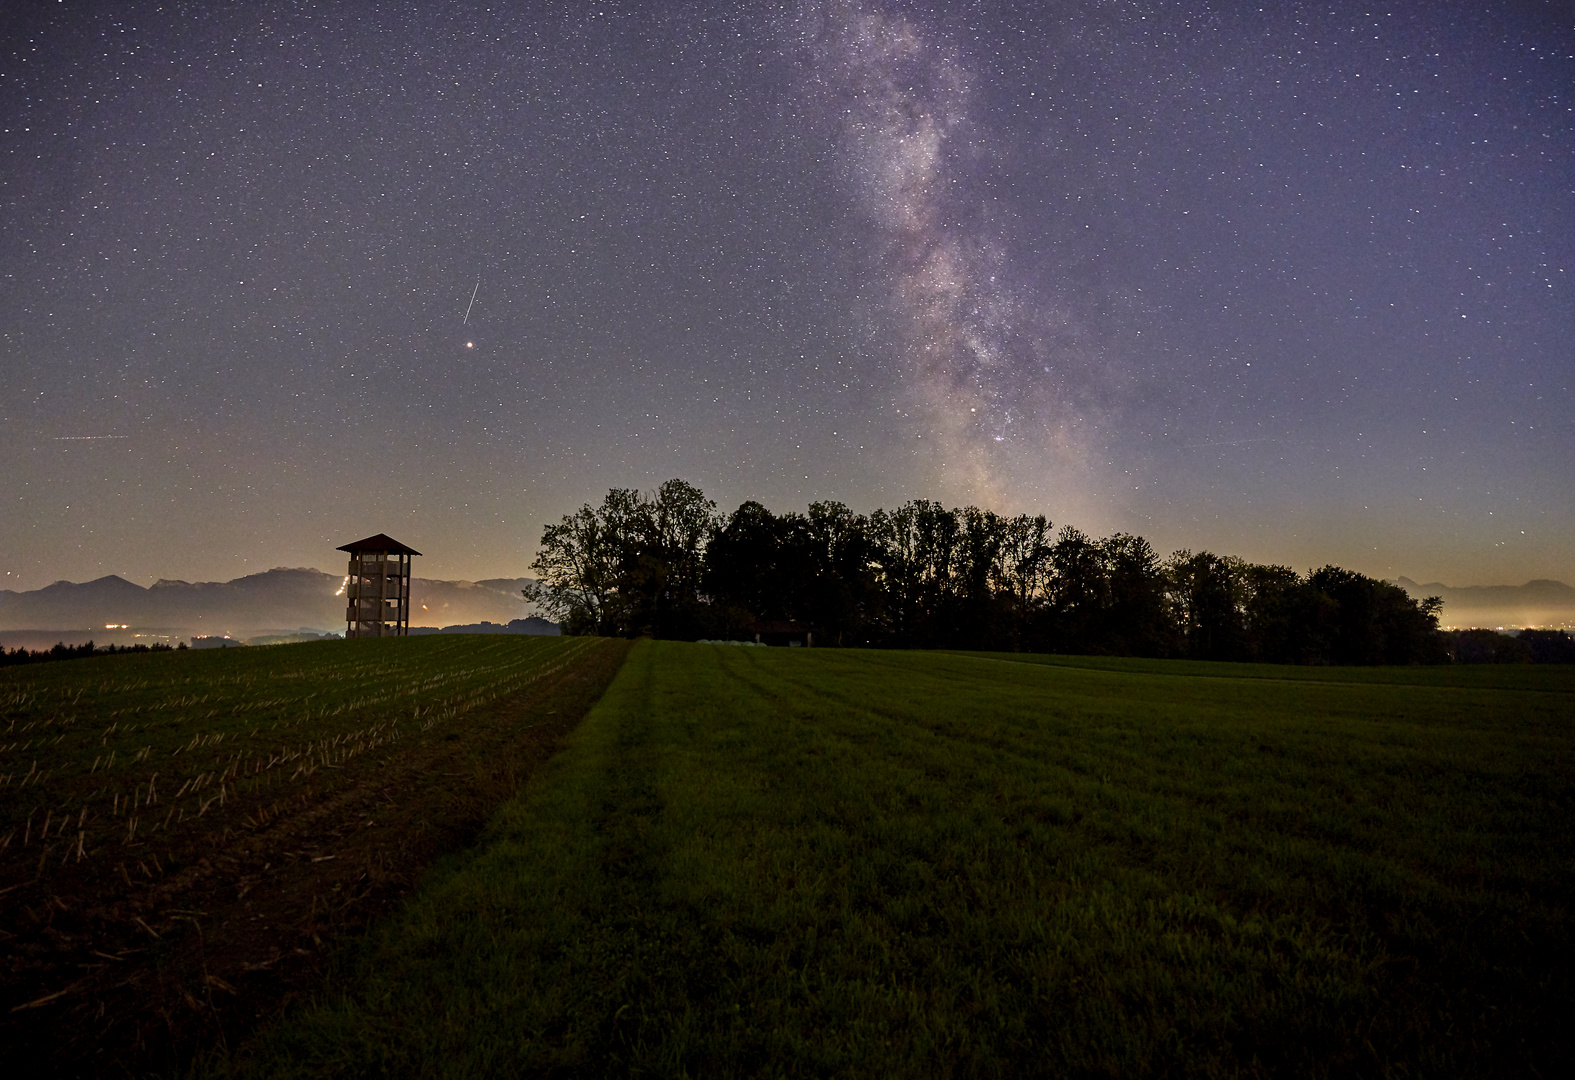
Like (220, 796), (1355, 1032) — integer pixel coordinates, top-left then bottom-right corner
(998, 514), (1053, 651)
(527, 479), (717, 638)
(608, 480), (716, 638)
(705, 500), (787, 633)
(953, 507), (1007, 648)
(1239, 564), (1337, 664)
(1, 640), (175, 667)
(525, 500), (626, 635)
(802, 501), (882, 646)
(526, 479), (1452, 663)
(868, 503), (924, 646)
(1446, 628), (1530, 664)
(1099, 534), (1173, 657)
(1046, 527), (1107, 652)
(1519, 629), (1575, 664)
(1166, 551), (1246, 661)
(1308, 566), (1444, 664)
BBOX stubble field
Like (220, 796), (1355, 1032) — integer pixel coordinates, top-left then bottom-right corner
(0, 634), (630, 1074)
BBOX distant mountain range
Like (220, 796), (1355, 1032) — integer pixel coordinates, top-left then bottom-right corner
(1390, 577), (1575, 629)
(0, 568), (543, 646)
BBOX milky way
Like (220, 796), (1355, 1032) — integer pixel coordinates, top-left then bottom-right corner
(799, 2), (1096, 506)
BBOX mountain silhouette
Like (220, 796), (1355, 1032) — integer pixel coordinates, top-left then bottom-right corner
(0, 568), (540, 640)
(1391, 577), (1575, 629)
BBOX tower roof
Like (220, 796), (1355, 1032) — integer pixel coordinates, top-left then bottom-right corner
(337, 533), (422, 555)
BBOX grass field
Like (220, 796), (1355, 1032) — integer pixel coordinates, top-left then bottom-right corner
(227, 642), (1575, 1078)
(0, 634), (629, 1073)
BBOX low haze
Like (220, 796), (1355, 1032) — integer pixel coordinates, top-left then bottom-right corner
(3, 1), (1570, 589)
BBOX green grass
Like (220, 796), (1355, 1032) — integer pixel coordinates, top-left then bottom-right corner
(230, 643), (1573, 1078)
(951, 648), (1575, 692)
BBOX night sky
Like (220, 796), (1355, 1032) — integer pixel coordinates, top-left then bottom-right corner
(3, 1), (1570, 590)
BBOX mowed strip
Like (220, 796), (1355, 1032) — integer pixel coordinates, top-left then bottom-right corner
(0, 634), (629, 1074)
(234, 642), (1574, 1078)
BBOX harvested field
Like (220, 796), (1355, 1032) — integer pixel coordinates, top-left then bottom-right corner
(0, 634), (629, 1075)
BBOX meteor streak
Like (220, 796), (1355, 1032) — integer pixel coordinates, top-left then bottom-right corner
(463, 277), (479, 324)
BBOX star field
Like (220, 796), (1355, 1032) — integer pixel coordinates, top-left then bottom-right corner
(1, 1), (1570, 588)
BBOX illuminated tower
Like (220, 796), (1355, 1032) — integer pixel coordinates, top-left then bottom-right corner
(338, 533), (421, 637)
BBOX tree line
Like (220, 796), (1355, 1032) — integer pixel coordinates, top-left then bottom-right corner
(523, 479), (1470, 664)
(1443, 628), (1575, 665)
(0, 640), (180, 668)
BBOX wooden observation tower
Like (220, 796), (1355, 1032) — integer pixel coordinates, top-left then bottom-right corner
(338, 533), (421, 637)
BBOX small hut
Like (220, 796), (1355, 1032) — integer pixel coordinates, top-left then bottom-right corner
(339, 533), (421, 638)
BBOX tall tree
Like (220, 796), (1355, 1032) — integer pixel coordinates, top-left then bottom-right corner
(868, 503), (923, 646)
(1166, 551), (1246, 660)
(619, 479), (717, 638)
(803, 501), (881, 645)
(1308, 566), (1443, 665)
(1099, 533), (1172, 657)
(1046, 526), (1106, 652)
(910, 501), (960, 645)
(705, 500), (786, 628)
(998, 514), (1053, 651)
(524, 501), (625, 636)
(1238, 564), (1335, 664)
(954, 507), (1008, 647)
(527, 480), (717, 638)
